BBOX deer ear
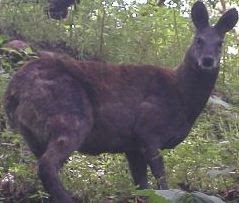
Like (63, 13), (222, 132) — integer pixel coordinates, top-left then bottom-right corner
(191, 1), (209, 30)
(215, 8), (238, 34)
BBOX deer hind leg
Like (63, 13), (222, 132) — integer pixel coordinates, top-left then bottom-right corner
(126, 151), (148, 189)
(38, 114), (93, 203)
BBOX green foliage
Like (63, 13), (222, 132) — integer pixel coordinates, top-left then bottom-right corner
(136, 189), (170, 203)
(0, 47), (37, 74)
(61, 153), (135, 201)
(0, 0), (238, 202)
(0, 36), (45, 202)
(0, 130), (49, 202)
(165, 105), (239, 193)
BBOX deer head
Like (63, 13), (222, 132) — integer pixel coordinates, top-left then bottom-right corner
(189, 1), (238, 70)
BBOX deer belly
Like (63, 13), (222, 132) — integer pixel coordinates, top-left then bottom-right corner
(80, 102), (137, 154)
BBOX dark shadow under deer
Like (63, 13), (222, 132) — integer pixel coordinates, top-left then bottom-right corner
(4, 2), (238, 203)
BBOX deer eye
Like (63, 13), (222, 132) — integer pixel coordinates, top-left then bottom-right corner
(196, 37), (204, 46)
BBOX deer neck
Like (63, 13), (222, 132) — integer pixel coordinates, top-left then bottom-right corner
(176, 48), (219, 123)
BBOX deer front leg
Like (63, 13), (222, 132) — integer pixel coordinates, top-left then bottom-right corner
(135, 101), (168, 189)
(126, 151), (148, 189)
(144, 147), (168, 190)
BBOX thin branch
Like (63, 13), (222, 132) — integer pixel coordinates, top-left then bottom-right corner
(173, 8), (182, 63)
(99, 6), (106, 58)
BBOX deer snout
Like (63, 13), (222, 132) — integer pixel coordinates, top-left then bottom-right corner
(202, 57), (214, 67)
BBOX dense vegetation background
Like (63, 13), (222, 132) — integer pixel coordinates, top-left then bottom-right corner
(0, 0), (239, 202)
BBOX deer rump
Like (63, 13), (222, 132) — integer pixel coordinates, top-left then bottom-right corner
(3, 1), (238, 203)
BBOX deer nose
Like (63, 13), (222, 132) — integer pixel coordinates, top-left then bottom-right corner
(202, 57), (214, 67)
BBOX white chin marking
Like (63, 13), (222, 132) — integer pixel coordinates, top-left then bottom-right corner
(201, 65), (214, 70)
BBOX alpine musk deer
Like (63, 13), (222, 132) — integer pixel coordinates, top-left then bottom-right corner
(3, 1), (238, 203)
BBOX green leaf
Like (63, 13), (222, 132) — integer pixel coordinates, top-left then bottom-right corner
(135, 189), (170, 203)
(0, 35), (9, 46)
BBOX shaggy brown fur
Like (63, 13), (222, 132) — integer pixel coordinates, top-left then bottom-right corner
(4, 2), (238, 203)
